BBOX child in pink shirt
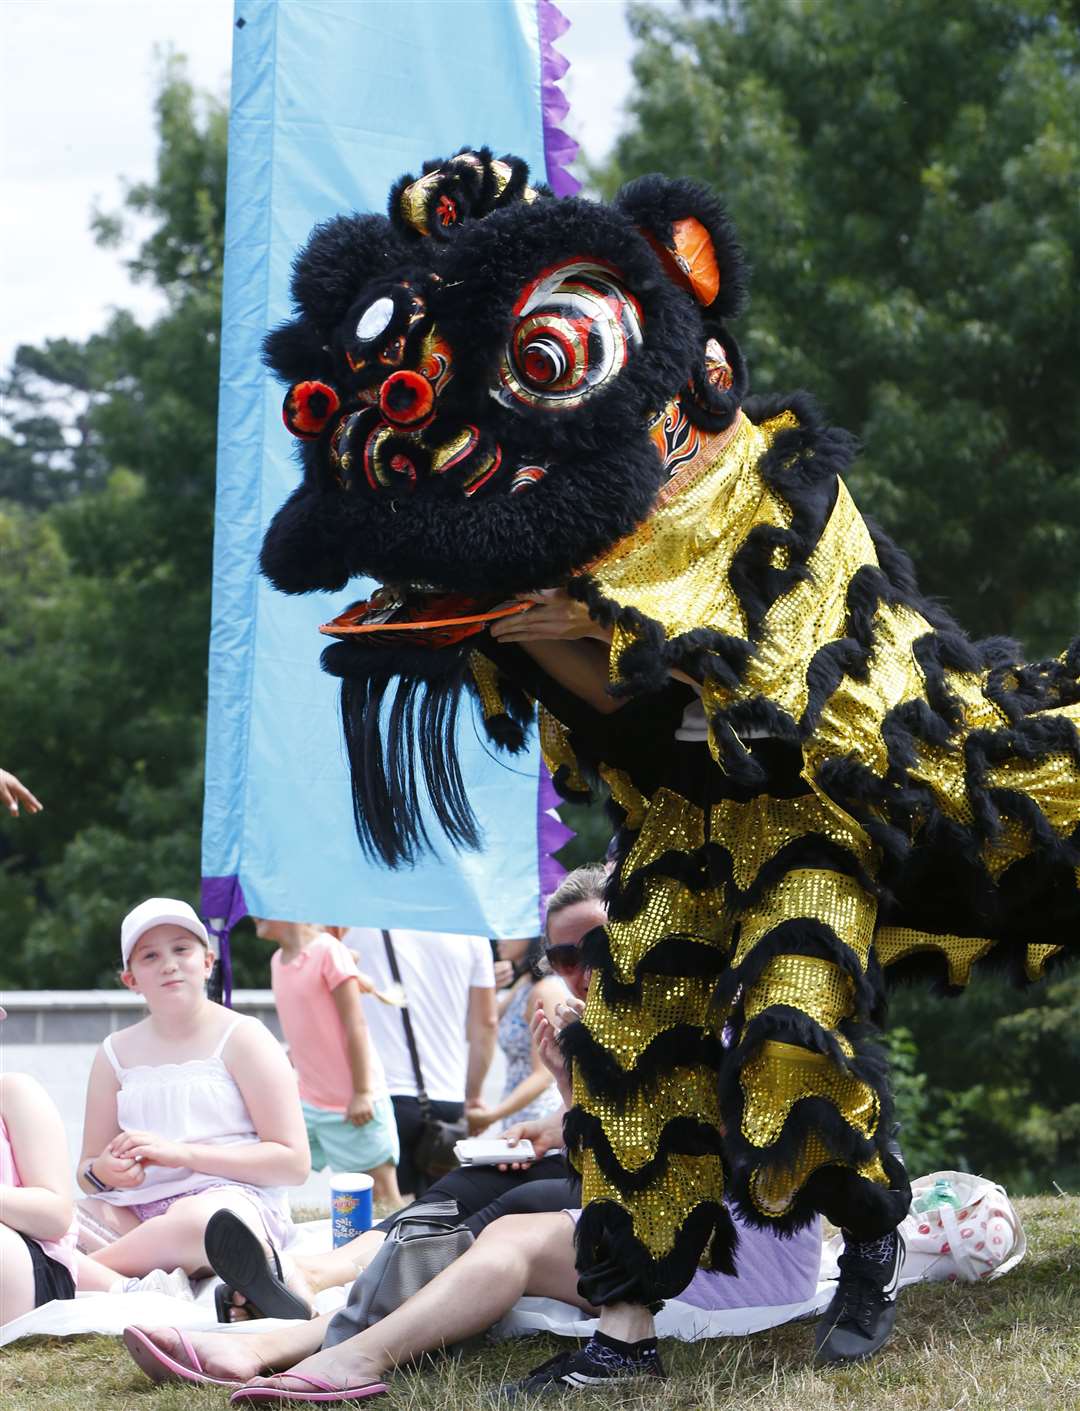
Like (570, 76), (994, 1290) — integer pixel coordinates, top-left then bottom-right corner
(255, 921), (402, 1206)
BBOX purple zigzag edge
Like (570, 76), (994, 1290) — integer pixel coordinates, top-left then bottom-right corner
(538, 759), (575, 917)
(538, 0), (581, 196)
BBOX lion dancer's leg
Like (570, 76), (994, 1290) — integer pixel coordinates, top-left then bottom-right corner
(717, 845), (911, 1366)
(530, 791), (736, 1392)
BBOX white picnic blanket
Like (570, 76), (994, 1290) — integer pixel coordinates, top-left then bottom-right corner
(0, 1217), (831, 1347)
(0, 1175), (1027, 1348)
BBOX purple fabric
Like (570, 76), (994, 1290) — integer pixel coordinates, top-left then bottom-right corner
(537, 760), (575, 914)
(564, 1208), (823, 1310)
(538, 0), (580, 196)
(678, 1212), (823, 1310)
(200, 874), (250, 1008)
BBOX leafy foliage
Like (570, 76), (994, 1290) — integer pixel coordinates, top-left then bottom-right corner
(607, 0), (1080, 652)
(0, 57), (224, 987)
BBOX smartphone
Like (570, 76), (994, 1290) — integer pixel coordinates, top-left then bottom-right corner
(453, 1137), (537, 1166)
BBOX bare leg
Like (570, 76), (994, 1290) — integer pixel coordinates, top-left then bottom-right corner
(598, 1304), (656, 1341)
(0, 1223), (37, 1324)
(248, 1212), (589, 1394)
(126, 1314), (332, 1385)
(294, 1227), (387, 1297)
(75, 1251), (124, 1292)
(369, 1162), (403, 1208)
(87, 1188), (270, 1278)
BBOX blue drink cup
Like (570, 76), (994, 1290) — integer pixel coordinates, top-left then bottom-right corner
(330, 1172), (374, 1247)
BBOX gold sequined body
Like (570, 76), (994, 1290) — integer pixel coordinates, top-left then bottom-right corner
(530, 399), (1079, 1299)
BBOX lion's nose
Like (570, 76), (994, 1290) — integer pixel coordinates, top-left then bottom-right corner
(379, 370), (436, 429)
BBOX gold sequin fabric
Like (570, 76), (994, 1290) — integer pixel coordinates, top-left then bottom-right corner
(579, 403), (1080, 961)
(553, 402), (1080, 1291)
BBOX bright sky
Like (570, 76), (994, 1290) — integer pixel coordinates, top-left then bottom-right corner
(0, 0), (654, 372)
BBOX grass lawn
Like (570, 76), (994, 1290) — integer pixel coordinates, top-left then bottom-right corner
(2, 1196), (1076, 1411)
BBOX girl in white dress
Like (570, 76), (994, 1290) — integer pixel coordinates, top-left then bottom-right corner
(76, 898), (309, 1282)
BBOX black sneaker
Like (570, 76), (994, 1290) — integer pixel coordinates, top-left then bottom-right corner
(499, 1334), (665, 1399)
(814, 1229), (905, 1367)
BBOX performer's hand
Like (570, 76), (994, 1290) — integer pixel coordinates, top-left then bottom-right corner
(489, 589), (612, 644)
(465, 1099), (495, 1134)
(0, 769), (43, 816)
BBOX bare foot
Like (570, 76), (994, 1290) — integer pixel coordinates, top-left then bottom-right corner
(131, 1326), (269, 1383)
(247, 1343), (386, 1396)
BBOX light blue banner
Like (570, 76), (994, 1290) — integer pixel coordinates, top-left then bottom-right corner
(203, 0), (572, 943)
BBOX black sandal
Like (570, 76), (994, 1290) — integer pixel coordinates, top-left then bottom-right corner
(205, 1209), (312, 1322)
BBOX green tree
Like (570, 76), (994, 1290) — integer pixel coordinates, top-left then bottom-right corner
(0, 57), (228, 988)
(606, 0), (1080, 1191)
(607, 0), (1080, 652)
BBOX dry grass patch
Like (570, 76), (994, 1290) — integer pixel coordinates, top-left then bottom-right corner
(2, 1196), (1076, 1411)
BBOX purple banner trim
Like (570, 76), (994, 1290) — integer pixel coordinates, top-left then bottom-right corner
(538, 0), (580, 196)
(200, 873), (250, 1008)
(537, 760), (575, 919)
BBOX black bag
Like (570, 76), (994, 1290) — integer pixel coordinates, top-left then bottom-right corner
(381, 931), (470, 1181)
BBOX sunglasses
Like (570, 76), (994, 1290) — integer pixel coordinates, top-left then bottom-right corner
(543, 943), (585, 977)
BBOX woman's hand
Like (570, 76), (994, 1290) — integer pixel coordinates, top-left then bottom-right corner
(530, 1006), (568, 1084)
(497, 1113), (566, 1170)
(552, 996), (586, 1030)
(465, 1099), (496, 1135)
(91, 1147), (146, 1190)
(489, 590), (612, 644)
(110, 1130), (191, 1169)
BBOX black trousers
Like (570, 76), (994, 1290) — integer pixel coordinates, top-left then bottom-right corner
(376, 1152), (580, 1237)
(390, 1095), (465, 1198)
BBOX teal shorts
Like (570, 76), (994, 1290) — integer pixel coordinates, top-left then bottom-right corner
(302, 1096), (400, 1174)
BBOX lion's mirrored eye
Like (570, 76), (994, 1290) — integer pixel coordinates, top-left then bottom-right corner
(355, 296), (395, 344)
(495, 260), (643, 411)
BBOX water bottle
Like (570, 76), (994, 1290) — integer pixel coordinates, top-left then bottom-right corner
(913, 1177), (960, 1213)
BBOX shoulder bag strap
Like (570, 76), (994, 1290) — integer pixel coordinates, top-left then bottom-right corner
(381, 930), (433, 1117)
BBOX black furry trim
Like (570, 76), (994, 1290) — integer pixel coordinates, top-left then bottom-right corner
(562, 1019), (725, 1111)
(563, 1107), (724, 1194)
(730, 832), (880, 909)
(718, 1014), (896, 1234)
(580, 927), (731, 1001)
(713, 921), (884, 1027)
(574, 1199), (737, 1305)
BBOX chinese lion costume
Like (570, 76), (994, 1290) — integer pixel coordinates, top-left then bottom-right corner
(259, 150), (1079, 1307)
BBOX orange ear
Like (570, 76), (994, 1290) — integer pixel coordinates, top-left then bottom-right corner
(642, 216), (720, 306)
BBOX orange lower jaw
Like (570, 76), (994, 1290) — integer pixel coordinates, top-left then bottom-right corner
(319, 591), (531, 649)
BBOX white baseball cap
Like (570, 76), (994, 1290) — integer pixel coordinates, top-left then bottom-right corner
(121, 897), (210, 969)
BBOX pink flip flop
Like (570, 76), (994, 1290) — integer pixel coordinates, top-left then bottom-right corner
(229, 1371), (388, 1404)
(122, 1325), (245, 1389)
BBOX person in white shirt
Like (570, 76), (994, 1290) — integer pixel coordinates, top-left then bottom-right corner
(343, 928), (497, 1196)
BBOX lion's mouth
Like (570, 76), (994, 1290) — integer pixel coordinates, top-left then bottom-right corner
(319, 587), (531, 649)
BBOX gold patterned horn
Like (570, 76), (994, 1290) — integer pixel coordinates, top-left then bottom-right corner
(398, 154), (537, 237)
